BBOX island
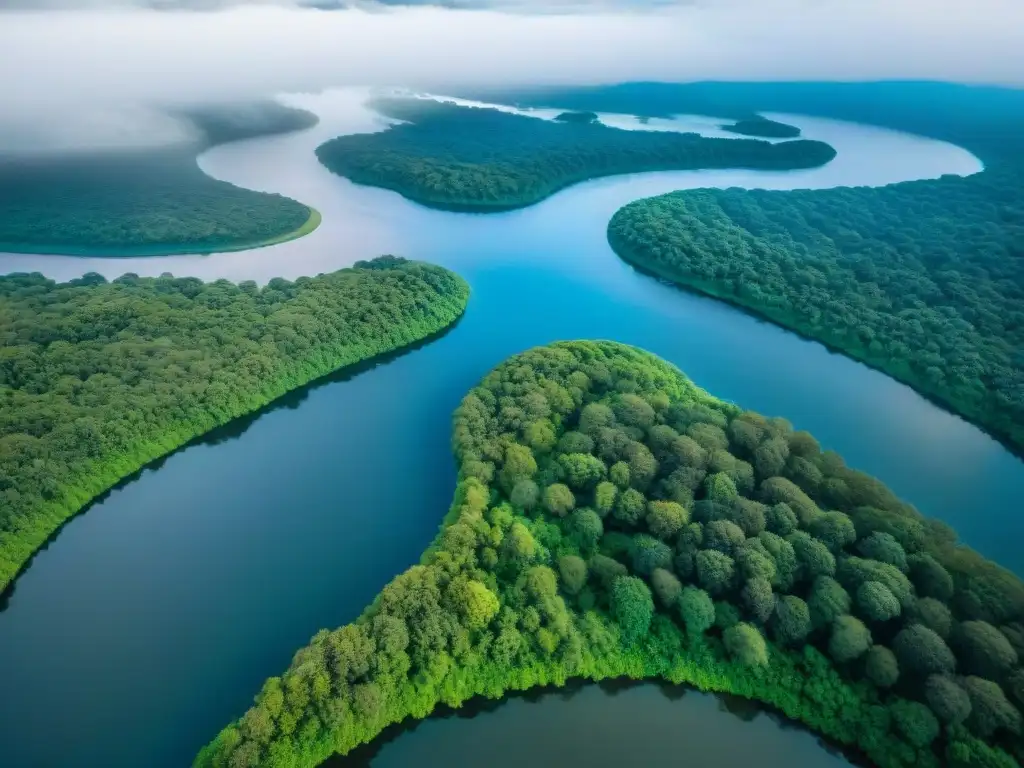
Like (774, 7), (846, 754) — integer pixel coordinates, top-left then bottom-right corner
(0, 102), (320, 257)
(197, 341), (1024, 768)
(554, 110), (600, 124)
(0, 257), (469, 591)
(722, 116), (801, 138)
(313, 97), (837, 212)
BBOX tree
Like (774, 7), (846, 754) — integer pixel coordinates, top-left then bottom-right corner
(908, 552), (954, 601)
(593, 481), (617, 517)
(911, 597), (953, 638)
(808, 511), (856, 552)
(893, 624), (956, 676)
(646, 500), (688, 540)
(765, 502), (797, 536)
(705, 471), (738, 504)
(609, 461), (631, 488)
(788, 531), (836, 580)
(611, 576), (654, 643)
(613, 487), (646, 525)
(864, 645), (899, 688)
(651, 568), (682, 608)
(772, 595), (811, 646)
(857, 532), (908, 572)
(696, 549), (735, 595)
(569, 508), (603, 550)
(925, 675), (972, 725)
(724, 622), (769, 666)
(460, 580), (500, 629)
(559, 453), (606, 491)
(556, 430), (593, 454)
(955, 621), (1019, 680)
(543, 483), (575, 517)
(589, 554), (627, 588)
(510, 479), (539, 511)
(704, 519), (746, 555)
(963, 676), (1023, 738)
(808, 576), (851, 628)
(889, 698), (940, 748)
(557, 555), (588, 595)
(630, 534), (673, 576)
(743, 577), (776, 624)
(678, 586), (715, 636)
(500, 443), (537, 492)
(856, 581), (901, 623)
(829, 615), (872, 663)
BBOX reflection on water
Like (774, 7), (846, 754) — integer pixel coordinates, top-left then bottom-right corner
(0, 89), (1018, 768)
(328, 682), (853, 768)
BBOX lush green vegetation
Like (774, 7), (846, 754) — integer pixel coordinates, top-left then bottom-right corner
(197, 341), (1024, 768)
(0, 102), (320, 256)
(722, 117), (801, 139)
(314, 98), (836, 212)
(0, 257), (468, 591)
(594, 84), (1024, 454)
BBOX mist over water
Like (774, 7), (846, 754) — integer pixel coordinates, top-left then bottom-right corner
(1, 0), (1023, 151)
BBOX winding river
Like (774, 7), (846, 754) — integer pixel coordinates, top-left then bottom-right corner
(1, 88), (1021, 768)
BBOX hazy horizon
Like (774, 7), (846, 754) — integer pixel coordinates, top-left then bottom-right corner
(1, 0), (1022, 151)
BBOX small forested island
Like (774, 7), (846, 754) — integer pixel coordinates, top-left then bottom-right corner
(314, 98), (836, 212)
(0, 257), (468, 591)
(722, 116), (802, 138)
(197, 341), (1024, 768)
(0, 102), (320, 256)
(554, 111), (599, 124)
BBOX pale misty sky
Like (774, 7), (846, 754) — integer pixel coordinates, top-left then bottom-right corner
(0, 0), (1021, 150)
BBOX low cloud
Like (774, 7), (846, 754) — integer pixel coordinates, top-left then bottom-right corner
(0, 1), (1021, 151)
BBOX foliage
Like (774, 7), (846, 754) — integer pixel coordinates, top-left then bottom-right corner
(0, 102), (319, 255)
(315, 98), (837, 213)
(606, 87), (1024, 455)
(196, 341), (1024, 768)
(0, 258), (469, 590)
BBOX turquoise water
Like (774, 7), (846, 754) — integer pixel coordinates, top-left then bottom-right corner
(0, 89), (1019, 767)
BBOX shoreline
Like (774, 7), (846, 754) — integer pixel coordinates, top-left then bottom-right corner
(0, 207), (321, 260)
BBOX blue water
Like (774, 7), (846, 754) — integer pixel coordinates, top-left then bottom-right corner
(0, 88), (1020, 767)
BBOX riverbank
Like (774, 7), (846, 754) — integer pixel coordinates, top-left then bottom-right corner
(0, 258), (468, 592)
(0, 207), (322, 258)
(198, 341), (1023, 768)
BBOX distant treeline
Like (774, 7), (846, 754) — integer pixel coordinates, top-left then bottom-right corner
(196, 341), (1024, 768)
(314, 98), (836, 212)
(0, 257), (469, 591)
(0, 102), (320, 256)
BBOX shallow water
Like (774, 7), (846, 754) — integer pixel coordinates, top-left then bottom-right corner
(0, 89), (1019, 767)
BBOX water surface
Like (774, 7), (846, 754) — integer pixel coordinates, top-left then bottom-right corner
(0, 89), (1020, 768)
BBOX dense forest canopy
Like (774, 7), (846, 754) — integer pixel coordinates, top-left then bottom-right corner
(0, 102), (320, 256)
(197, 341), (1024, 768)
(314, 98), (836, 212)
(0, 257), (469, 591)
(589, 82), (1024, 455)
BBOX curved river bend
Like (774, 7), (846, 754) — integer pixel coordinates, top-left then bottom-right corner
(1, 89), (1021, 768)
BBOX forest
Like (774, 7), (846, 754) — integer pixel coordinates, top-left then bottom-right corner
(196, 341), (1024, 768)
(0, 257), (469, 591)
(0, 102), (320, 256)
(313, 98), (836, 212)
(722, 117), (801, 139)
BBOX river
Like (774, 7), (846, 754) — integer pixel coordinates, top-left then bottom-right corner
(0, 88), (1019, 768)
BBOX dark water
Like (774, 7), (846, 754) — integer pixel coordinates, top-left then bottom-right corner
(329, 682), (851, 768)
(0, 89), (1020, 767)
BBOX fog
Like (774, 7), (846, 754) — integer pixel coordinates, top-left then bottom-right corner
(0, 0), (1022, 151)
